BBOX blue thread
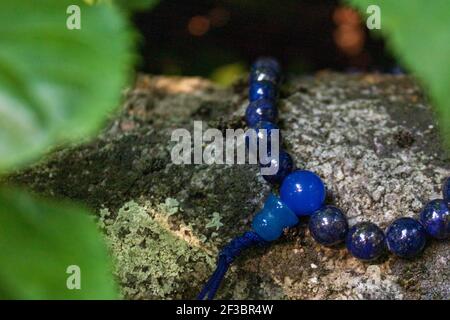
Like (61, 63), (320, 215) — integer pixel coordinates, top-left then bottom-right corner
(198, 231), (267, 300)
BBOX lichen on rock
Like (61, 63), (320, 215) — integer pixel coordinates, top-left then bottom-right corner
(99, 200), (214, 299)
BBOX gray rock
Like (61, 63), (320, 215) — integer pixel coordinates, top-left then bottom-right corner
(6, 73), (449, 299)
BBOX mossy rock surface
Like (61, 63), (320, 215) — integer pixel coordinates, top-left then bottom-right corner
(6, 73), (449, 299)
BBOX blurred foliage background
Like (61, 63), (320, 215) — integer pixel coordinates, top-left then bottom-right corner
(132, 0), (397, 86)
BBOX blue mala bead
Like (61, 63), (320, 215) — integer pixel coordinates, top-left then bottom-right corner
(249, 80), (277, 102)
(252, 57), (281, 75)
(252, 193), (299, 241)
(245, 99), (278, 128)
(260, 150), (294, 185)
(248, 121), (280, 152)
(280, 170), (326, 216)
(386, 217), (427, 258)
(346, 222), (385, 261)
(309, 206), (349, 246)
(250, 66), (279, 84)
(443, 177), (450, 206)
(419, 199), (450, 239)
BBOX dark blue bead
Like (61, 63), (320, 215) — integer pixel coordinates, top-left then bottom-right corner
(250, 121), (280, 150)
(309, 206), (349, 246)
(252, 57), (281, 75)
(280, 170), (326, 216)
(245, 121), (280, 163)
(260, 150), (294, 185)
(346, 222), (385, 261)
(249, 80), (276, 102)
(245, 99), (277, 128)
(250, 66), (279, 84)
(252, 193), (299, 241)
(443, 177), (450, 206)
(386, 217), (426, 258)
(419, 199), (450, 239)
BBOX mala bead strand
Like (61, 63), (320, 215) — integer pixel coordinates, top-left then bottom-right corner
(198, 57), (449, 300)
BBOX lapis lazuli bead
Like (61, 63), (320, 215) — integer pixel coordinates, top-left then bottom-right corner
(419, 199), (450, 239)
(252, 57), (281, 75)
(252, 193), (299, 241)
(346, 222), (385, 261)
(250, 66), (279, 84)
(249, 80), (276, 102)
(247, 120), (280, 151)
(386, 217), (426, 258)
(309, 206), (349, 246)
(443, 177), (450, 206)
(260, 150), (294, 185)
(280, 170), (326, 216)
(245, 99), (277, 128)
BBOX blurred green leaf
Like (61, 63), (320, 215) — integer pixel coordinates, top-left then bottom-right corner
(349, 0), (450, 148)
(210, 62), (247, 87)
(0, 188), (117, 299)
(83, 0), (159, 12)
(114, 0), (159, 12)
(0, 0), (134, 173)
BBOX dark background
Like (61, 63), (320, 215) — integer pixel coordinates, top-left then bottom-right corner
(132, 0), (399, 82)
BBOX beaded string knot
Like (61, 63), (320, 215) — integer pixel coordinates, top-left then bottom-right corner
(198, 57), (450, 300)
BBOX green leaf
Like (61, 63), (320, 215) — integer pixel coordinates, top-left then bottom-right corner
(83, 0), (159, 12)
(0, 188), (118, 299)
(348, 0), (450, 149)
(114, 0), (159, 12)
(0, 0), (134, 173)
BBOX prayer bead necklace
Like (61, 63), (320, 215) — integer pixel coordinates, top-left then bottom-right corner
(198, 57), (450, 300)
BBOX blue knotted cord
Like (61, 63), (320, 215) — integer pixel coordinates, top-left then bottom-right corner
(198, 231), (267, 300)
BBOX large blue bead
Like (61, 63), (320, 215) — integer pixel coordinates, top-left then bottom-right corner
(443, 177), (450, 206)
(386, 217), (426, 258)
(249, 80), (276, 102)
(245, 99), (277, 128)
(252, 193), (299, 241)
(252, 57), (281, 75)
(346, 222), (385, 261)
(420, 199), (450, 239)
(280, 170), (326, 216)
(260, 150), (294, 185)
(309, 206), (349, 246)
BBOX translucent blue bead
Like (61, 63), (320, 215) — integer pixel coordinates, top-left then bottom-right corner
(249, 80), (276, 102)
(250, 66), (279, 84)
(280, 170), (326, 216)
(443, 177), (450, 206)
(252, 193), (299, 241)
(245, 99), (277, 128)
(386, 217), (426, 258)
(252, 57), (281, 75)
(309, 206), (349, 246)
(260, 150), (294, 185)
(346, 222), (385, 261)
(420, 199), (450, 239)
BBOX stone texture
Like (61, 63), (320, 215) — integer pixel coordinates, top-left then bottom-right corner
(5, 73), (449, 299)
